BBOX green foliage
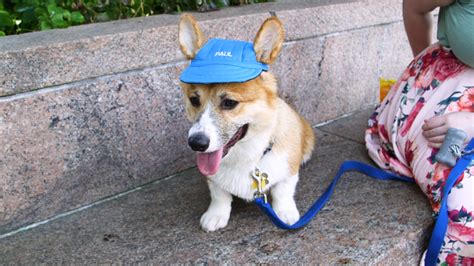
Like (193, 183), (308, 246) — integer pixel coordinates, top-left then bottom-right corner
(0, 0), (269, 36)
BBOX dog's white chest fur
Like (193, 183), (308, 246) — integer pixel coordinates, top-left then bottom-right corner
(210, 134), (290, 201)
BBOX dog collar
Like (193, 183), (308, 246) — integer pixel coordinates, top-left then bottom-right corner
(263, 142), (274, 156)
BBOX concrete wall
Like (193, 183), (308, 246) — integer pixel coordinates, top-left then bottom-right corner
(0, 0), (415, 234)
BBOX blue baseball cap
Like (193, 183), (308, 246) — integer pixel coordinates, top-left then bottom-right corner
(180, 38), (269, 84)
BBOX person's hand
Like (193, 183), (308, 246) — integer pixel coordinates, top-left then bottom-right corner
(422, 112), (474, 148)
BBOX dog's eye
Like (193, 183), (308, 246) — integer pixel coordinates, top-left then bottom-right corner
(189, 96), (200, 107)
(221, 99), (239, 110)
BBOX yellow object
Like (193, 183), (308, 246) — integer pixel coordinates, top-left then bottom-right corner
(251, 175), (269, 190)
(379, 78), (396, 102)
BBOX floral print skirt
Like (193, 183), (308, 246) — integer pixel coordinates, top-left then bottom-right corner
(365, 43), (474, 265)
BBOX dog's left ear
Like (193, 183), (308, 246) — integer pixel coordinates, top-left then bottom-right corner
(179, 14), (206, 59)
(253, 17), (284, 65)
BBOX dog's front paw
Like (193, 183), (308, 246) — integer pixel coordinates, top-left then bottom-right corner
(200, 209), (230, 232)
(274, 205), (300, 225)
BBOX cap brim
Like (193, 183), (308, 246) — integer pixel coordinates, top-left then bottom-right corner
(180, 64), (264, 84)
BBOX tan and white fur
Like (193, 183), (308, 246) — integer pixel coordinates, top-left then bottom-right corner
(178, 14), (315, 232)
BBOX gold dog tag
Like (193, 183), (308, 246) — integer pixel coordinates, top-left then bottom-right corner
(251, 172), (269, 190)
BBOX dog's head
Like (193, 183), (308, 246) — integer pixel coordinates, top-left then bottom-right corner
(178, 14), (284, 176)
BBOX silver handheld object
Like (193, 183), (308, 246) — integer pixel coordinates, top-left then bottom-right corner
(434, 128), (467, 167)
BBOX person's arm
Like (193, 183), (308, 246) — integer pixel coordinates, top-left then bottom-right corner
(403, 0), (455, 56)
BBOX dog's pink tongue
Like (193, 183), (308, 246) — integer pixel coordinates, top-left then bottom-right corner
(197, 149), (223, 176)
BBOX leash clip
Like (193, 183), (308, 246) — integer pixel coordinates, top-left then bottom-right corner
(450, 145), (474, 158)
(252, 168), (269, 204)
(449, 144), (462, 158)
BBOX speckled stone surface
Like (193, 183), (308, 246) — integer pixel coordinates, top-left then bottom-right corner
(273, 38), (325, 125)
(271, 21), (414, 126)
(377, 22), (414, 80)
(0, 64), (193, 234)
(310, 27), (381, 123)
(0, 126), (433, 264)
(0, 0), (407, 96)
(318, 107), (375, 143)
(275, 21), (414, 125)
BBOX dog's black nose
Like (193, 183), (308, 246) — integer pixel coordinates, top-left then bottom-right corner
(188, 133), (210, 152)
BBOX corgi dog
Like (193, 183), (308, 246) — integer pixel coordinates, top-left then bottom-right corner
(178, 14), (315, 232)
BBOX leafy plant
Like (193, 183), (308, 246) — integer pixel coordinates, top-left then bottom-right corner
(0, 0), (269, 36)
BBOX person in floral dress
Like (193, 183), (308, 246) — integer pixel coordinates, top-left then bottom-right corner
(365, 0), (474, 264)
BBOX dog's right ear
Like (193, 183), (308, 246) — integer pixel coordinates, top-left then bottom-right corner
(179, 14), (206, 60)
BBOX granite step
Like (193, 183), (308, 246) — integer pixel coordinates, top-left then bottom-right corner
(0, 109), (433, 264)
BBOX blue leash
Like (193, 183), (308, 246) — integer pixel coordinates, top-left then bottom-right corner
(254, 160), (414, 229)
(254, 139), (474, 265)
(425, 138), (474, 265)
